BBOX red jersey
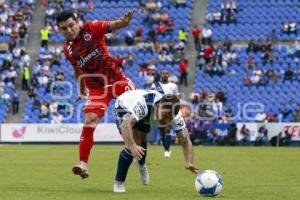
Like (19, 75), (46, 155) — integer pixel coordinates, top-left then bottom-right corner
(63, 20), (125, 89)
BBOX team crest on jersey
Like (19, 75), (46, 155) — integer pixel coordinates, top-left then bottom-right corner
(83, 33), (92, 41)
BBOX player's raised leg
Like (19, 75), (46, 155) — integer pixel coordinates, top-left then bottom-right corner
(72, 112), (99, 179)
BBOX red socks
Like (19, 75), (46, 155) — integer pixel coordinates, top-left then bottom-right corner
(79, 127), (96, 163)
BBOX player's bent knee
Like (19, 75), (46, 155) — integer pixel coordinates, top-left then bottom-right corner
(84, 113), (99, 127)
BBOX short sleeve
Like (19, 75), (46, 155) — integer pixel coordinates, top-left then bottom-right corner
(129, 101), (148, 122)
(150, 83), (156, 90)
(89, 20), (111, 36)
(171, 113), (186, 133)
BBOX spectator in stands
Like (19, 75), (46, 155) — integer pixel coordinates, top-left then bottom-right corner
(266, 69), (279, 82)
(18, 26), (27, 46)
(139, 63), (148, 77)
(126, 50), (135, 66)
(51, 112), (64, 124)
(190, 93), (200, 109)
(32, 96), (41, 110)
(283, 66), (294, 82)
(12, 89), (19, 115)
(144, 64), (159, 88)
(270, 29), (278, 45)
(239, 124), (250, 146)
(147, 28), (156, 42)
(254, 111), (267, 122)
(160, 11), (169, 23)
(230, 0), (238, 13)
(202, 25), (212, 45)
(134, 27), (144, 43)
(261, 50), (276, 65)
(174, 48), (185, 63)
(176, 0), (186, 7)
(55, 69), (65, 81)
(166, 19), (174, 34)
(49, 99), (58, 115)
(212, 8), (221, 24)
(168, 72), (179, 83)
(7, 66), (17, 84)
(255, 125), (268, 146)
(40, 102), (49, 120)
(158, 50), (167, 64)
(125, 30), (134, 45)
(247, 40), (256, 53)
(156, 21), (167, 36)
(206, 12), (214, 24)
(192, 25), (201, 51)
(289, 21), (298, 34)
(178, 28), (187, 43)
(20, 49), (30, 67)
(212, 98), (223, 119)
(207, 127), (220, 146)
(22, 65), (30, 90)
(179, 58), (188, 86)
(280, 103), (293, 120)
(40, 25), (50, 49)
(266, 112), (277, 122)
(246, 55), (256, 70)
(151, 9), (161, 24)
(146, 0), (157, 11)
(262, 38), (272, 52)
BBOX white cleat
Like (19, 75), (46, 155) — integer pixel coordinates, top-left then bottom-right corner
(137, 164), (150, 185)
(164, 151), (171, 158)
(72, 164), (89, 179)
(113, 181), (126, 193)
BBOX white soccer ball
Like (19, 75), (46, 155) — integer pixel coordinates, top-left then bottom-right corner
(195, 170), (223, 197)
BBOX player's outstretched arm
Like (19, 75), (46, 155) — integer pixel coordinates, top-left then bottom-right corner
(109, 10), (134, 31)
(120, 114), (145, 160)
(177, 128), (199, 174)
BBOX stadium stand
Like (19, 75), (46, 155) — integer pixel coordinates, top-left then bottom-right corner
(207, 0), (300, 41)
(0, 0), (34, 123)
(46, 0), (193, 43)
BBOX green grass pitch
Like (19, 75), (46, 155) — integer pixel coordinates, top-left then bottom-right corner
(0, 145), (299, 200)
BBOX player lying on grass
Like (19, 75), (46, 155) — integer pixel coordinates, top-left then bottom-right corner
(113, 89), (199, 192)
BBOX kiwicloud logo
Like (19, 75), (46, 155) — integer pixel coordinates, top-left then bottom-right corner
(12, 126), (27, 138)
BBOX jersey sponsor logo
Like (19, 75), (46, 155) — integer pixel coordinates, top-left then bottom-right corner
(83, 33), (92, 41)
(133, 102), (146, 119)
(177, 119), (184, 127)
(77, 48), (100, 68)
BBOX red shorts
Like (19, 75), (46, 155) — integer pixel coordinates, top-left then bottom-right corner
(83, 77), (136, 118)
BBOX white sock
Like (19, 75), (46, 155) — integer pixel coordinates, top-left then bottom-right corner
(80, 161), (88, 168)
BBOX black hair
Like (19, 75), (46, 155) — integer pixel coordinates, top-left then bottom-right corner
(56, 10), (77, 25)
(160, 95), (180, 117)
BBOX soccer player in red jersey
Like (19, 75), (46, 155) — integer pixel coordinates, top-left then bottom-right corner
(56, 10), (136, 179)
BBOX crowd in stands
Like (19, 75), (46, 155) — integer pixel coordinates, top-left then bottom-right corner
(206, 0), (237, 25)
(207, 0), (300, 41)
(0, 0), (35, 122)
(44, 0), (192, 44)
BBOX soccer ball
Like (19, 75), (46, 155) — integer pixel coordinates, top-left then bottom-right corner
(195, 170), (223, 197)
